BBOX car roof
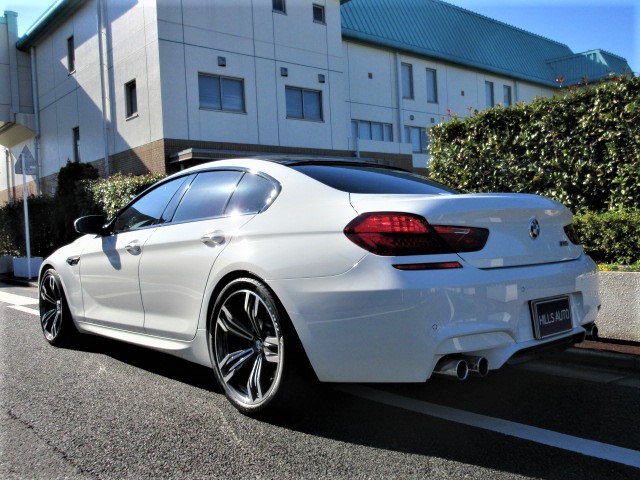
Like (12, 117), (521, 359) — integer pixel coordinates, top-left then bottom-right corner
(179, 156), (409, 175)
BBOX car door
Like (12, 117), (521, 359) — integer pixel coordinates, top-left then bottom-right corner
(139, 170), (280, 341)
(79, 176), (190, 331)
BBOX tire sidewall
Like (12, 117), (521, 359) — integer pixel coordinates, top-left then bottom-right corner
(208, 278), (286, 414)
(39, 269), (74, 347)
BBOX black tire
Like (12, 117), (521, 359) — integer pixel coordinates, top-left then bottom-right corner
(39, 269), (78, 347)
(208, 278), (304, 414)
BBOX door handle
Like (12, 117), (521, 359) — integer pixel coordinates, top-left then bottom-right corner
(125, 240), (141, 255)
(201, 230), (225, 246)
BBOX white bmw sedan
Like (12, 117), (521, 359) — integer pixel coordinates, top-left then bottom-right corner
(39, 158), (600, 413)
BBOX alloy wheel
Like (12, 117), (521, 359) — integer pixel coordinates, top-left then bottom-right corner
(40, 270), (63, 341)
(213, 286), (284, 410)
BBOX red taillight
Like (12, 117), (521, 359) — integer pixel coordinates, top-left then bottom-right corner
(432, 225), (490, 253)
(344, 212), (488, 256)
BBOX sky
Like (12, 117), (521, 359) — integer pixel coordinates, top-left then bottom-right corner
(1, 0), (638, 74)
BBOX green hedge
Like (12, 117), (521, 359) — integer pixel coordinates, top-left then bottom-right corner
(0, 171), (165, 257)
(428, 75), (640, 213)
(87, 172), (166, 219)
(573, 209), (640, 264)
(0, 196), (58, 257)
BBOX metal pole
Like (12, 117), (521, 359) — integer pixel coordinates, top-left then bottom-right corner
(21, 153), (33, 279)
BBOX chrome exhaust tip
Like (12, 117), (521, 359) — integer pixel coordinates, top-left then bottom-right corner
(463, 355), (489, 378)
(434, 358), (469, 381)
(584, 322), (598, 339)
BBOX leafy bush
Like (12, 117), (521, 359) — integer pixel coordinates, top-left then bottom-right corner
(0, 195), (58, 257)
(428, 75), (640, 213)
(87, 172), (166, 219)
(573, 209), (640, 265)
(54, 160), (100, 246)
(0, 170), (165, 258)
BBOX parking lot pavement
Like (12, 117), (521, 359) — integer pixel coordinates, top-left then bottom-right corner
(2, 280), (640, 478)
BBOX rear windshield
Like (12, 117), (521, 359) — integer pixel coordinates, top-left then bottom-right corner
(290, 164), (458, 195)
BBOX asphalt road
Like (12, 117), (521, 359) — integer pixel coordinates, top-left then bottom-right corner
(1, 282), (639, 479)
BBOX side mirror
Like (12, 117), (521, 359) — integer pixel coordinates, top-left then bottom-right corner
(74, 215), (106, 235)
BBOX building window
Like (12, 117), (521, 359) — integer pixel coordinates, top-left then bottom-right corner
(485, 81), (494, 107)
(72, 127), (80, 162)
(426, 68), (438, 103)
(401, 63), (413, 99)
(67, 36), (75, 73)
(351, 120), (393, 142)
(125, 80), (138, 118)
(198, 73), (245, 113)
(404, 126), (428, 153)
(285, 86), (322, 120)
(313, 4), (325, 24)
(273, 0), (285, 13)
(503, 85), (512, 106)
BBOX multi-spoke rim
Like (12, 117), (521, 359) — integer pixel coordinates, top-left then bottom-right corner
(214, 288), (283, 408)
(40, 271), (63, 341)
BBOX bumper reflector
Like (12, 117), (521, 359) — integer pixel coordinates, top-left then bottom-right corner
(393, 261), (463, 271)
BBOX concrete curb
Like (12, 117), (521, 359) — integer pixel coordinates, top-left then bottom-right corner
(551, 347), (640, 372)
(0, 274), (38, 288)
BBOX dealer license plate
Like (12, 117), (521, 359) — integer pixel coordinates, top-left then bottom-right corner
(530, 296), (572, 340)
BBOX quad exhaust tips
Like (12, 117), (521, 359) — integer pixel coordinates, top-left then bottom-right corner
(464, 355), (489, 378)
(584, 322), (598, 340)
(433, 355), (489, 381)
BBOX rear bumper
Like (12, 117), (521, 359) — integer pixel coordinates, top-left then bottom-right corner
(270, 253), (600, 382)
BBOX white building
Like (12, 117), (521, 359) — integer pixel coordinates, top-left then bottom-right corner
(0, 0), (632, 203)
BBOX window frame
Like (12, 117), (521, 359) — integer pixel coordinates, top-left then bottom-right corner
(67, 35), (75, 73)
(351, 119), (394, 142)
(72, 126), (80, 162)
(198, 73), (246, 114)
(426, 68), (438, 103)
(313, 4), (325, 24)
(485, 81), (495, 108)
(125, 79), (138, 118)
(401, 63), (414, 100)
(404, 125), (429, 154)
(273, 0), (286, 14)
(285, 86), (323, 121)
(503, 85), (512, 107)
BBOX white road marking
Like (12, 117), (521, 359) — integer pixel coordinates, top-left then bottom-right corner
(338, 385), (640, 469)
(9, 305), (40, 316)
(0, 291), (38, 306)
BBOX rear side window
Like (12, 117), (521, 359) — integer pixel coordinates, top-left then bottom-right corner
(172, 170), (243, 223)
(226, 173), (279, 215)
(291, 165), (457, 195)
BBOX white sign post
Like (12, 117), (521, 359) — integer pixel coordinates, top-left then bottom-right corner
(21, 153), (33, 279)
(14, 148), (36, 279)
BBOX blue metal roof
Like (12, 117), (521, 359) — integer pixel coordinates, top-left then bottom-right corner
(341, 0), (630, 87)
(546, 50), (633, 86)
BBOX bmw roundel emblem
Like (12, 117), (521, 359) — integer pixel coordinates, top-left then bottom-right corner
(528, 218), (541, 239)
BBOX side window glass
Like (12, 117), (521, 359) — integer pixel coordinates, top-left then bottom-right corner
(172, 171), (243, 223)
(114, 177), (188, 233)
(226, 173), (279, 215)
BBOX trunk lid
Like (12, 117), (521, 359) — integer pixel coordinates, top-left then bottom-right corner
(349, 192), (582, 268)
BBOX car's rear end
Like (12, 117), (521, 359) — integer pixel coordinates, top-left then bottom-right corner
(271, 163), (600, 383)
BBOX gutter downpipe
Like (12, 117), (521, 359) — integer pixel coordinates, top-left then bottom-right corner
(97, 0), (110, 177)
(30, 47), (41, 195)
(395, 52), (404, 148)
